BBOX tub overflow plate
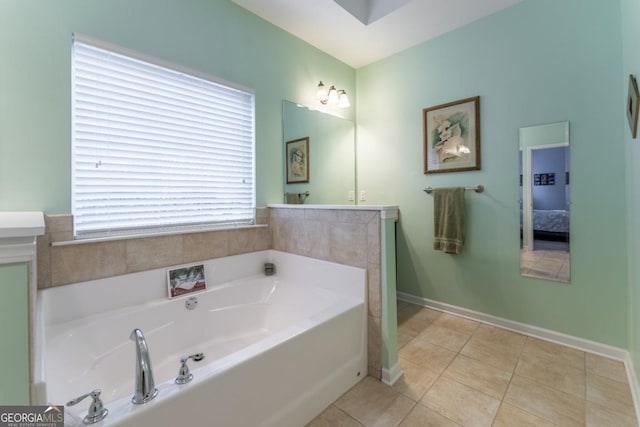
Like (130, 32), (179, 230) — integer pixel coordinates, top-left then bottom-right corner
(185, 296), (198, 310)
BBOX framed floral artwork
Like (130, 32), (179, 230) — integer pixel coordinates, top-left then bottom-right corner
(286, 137), (309, 183)
(423, 96), (481, 174)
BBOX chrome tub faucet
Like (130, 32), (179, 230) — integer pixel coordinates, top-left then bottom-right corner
(130, 328), (158, 404)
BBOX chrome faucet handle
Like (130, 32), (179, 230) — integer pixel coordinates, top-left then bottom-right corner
(175, 353), (205, 384)
(66, 389), (108, 425)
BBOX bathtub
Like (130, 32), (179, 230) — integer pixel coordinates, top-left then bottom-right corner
(36, 250), (367, 426)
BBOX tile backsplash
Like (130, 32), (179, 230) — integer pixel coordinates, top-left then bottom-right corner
(270, 207), (384, 379)
(38, 208), (271, 288)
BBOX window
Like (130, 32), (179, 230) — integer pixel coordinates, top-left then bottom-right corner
(71, 35), (255, 239)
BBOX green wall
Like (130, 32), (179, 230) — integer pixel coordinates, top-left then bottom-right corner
(1, 0), (636, 400)
(0, 0), (355, 213)
(622, 0), (640, 381)
(356, 0), (628, 347)
(0, 264), (30, 404)
(0, 0), (355, 403)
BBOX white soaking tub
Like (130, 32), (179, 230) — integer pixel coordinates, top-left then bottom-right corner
(36, 250), (367, 427)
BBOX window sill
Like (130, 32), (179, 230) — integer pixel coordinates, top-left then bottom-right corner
(51, 223), (268, 247)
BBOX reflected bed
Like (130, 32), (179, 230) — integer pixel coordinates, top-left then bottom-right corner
(532, 209), (569, 241)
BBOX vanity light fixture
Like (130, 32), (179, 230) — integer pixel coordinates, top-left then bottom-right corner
(338, 89), (350, 108)
(317, 81), (350, 108)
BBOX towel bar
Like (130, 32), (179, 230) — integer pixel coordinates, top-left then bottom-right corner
(423, 185), (484, 194)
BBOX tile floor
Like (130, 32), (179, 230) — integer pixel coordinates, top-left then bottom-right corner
(520, 248), (570, 282)
(307, 301), (638, 427)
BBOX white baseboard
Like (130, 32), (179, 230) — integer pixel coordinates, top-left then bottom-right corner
(397, 291), (640, 421)
(381, 361), (403, 386)
(624, 351), (640, 425)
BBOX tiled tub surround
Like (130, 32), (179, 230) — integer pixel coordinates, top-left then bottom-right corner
(269, 205), (400, 381)
(36, 208), (271, 288)
(38, 250), (367, 427)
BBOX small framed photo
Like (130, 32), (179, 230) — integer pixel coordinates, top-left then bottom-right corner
(167, 263), (206, 298)
(628, 75), (639, 139)
(423, 96), (481, 174)
(286, 137), (309, 183)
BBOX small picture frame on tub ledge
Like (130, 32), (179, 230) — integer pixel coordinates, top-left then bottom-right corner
(167, 263), (207, 298)
(628, 75), (639, 139)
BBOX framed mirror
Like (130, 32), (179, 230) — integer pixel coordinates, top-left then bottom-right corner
(282, 100), (355, 204)
(519, 122), (570, 282)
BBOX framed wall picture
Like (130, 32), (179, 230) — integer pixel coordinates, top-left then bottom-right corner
(533, 173), (555, 186)
(286, 137), (309, 183)
(167, 263), (206, 298)
(628, 74), (639, 139)
(423, 96), (481, 174)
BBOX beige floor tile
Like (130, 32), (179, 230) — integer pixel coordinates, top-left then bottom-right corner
(415, 324), (471, 352)
(420, 377), (501, 427)
(306, 405), (363, 427)
(399, 339), (457, 373)
(492, 403), (557, 427)
(398, 330), (416, 349)
(522, 337), (585, 371)
(398, 317), (431, 339)
(393, 358), (441, 401)
(558, 264), (570, 281)
(386, 302), (639, 427)
(529, 260), (562, 278)
(396, 300), (418, 315)
(521, 248), (569, 276)
(443, 354), (512, 399)
(397, 302), (441, 323)
(503, 375), (585, 426)
(515, 350), (585, 398)
(459, 330), (523, 373)
(586, 400), (638, 427)
(586, 353), (628, 383)
(430, 313), (479, 336)
(471, 324), (527, 349)
(398, 305), (442, 337)
(335, 377), (416, 427)
(586, 371), (635, 416)
(398, 403), (461, 427)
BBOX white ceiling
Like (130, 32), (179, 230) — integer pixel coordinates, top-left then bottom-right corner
(232, 0), (524, 68)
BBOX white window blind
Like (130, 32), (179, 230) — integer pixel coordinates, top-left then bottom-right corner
(72, 36), (255, 238)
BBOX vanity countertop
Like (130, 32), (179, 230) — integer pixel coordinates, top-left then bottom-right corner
(267, 204), (399, 219)
(0, 211), (45, 264)
(268, 204), (397, 210)
(0, 211), (45, 239)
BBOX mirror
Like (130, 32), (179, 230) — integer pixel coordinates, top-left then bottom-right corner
(282, 100), (356, 204)
(519, 122), (570, 282)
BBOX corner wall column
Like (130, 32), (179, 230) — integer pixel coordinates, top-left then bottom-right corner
(380, 207), (402, 385)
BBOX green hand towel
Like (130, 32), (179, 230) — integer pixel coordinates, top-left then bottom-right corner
(433, 187), (465, 254)
(286, 193), (302, 204)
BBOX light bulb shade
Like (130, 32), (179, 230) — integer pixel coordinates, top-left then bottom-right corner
(338, 90), (350, 108)
(327, 85), (339, 105)
(317, 81), (328, 102)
